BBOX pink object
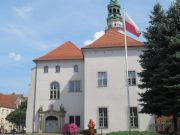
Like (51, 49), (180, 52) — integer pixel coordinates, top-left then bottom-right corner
(63, 123), (78, 134)
(125, 12), (141, 37)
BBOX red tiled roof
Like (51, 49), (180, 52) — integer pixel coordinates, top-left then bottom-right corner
(34, 41), (83, 61)
(83, 29), (143, 49)
(0, 93), (17, 109)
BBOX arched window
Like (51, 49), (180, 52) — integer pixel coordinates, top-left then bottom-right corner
(109, 9), (112, 14)
(117, 9), (119, 14)
(50, 82), (60, 100)
(113, 8), (116, 13)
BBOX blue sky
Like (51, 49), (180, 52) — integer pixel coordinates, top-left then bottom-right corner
(0, 0), (173, 95)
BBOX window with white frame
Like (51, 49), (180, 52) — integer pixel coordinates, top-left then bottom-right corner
(69, 116), (80, 127)
(130, 107), (138, 128)
(44, 66), (48, 73)
(128, 71), (136, 86)
(74, 65), (78, 72)
(69, 80), (81, 92)
(56, 65), (60, 73)
(50, 82), (60, 100)
(98, 108), (108, 129)
(97, 72), (107, 87)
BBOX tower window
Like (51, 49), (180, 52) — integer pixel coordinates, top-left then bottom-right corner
(109, 9), (112, 13)
(117, 9), (119, 13)
(113, 8), (116, 13)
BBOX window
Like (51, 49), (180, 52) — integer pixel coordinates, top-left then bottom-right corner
(117, 9), (119, 13)
(109, 9), (112, 13)
(44, 66), (48, 73)
(50, 82), (60, 100)
(56, 65), (60, 73)
(69, 80), (81, 92)
(130, 107), (138, 128)
(98, 72), (107, 87)
(98, 108), (108, 129)
(113, 8), (116, 13)
(128, 71), (136, 86)
(74, 65), (78, 72)
(69, 116), (80, 127)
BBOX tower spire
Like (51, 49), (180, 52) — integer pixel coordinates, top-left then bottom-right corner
(106, 0), (124, 33)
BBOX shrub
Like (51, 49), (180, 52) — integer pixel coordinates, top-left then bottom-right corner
(63, 123), (78, 135)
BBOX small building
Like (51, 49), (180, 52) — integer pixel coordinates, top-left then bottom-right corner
(0, 93), (16, 133)
(0, 93), (27, 133)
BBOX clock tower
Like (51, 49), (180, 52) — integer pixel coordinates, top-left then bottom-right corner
(106, 0), (124, 33)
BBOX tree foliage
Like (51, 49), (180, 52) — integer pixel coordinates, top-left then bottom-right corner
(138, 0), (180, 133)
(139, 3), (169, 116)
(6, 101), (27, 126)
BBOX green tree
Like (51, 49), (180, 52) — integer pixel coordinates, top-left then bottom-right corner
(6, 109), (26, 126)
(139, 2), (168, 115)
(138, 1), (180, 134)
(6, 101), (27, 130)
(163, 0), (180, 133)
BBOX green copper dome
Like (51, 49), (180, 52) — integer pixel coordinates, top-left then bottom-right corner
(107, 0), (121, 20)
(108, 0), (120, 8)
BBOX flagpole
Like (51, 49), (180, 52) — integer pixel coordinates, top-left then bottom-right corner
(123, 9), (131, 132)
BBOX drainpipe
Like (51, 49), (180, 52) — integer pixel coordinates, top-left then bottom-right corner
(32, 65), (38, 132)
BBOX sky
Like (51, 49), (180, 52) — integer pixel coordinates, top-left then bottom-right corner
(0, 0), (174, 96)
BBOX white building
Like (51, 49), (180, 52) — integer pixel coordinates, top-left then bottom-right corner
(26, 0), (155, 133)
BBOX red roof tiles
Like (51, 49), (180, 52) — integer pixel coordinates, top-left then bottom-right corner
(83, 29), (143, 49)
(0, 93), (17, 109)
(34, 29), (143, 61)
(34, 41), (83, 61)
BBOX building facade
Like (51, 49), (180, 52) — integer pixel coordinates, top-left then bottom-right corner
(26, 0), (155, 133)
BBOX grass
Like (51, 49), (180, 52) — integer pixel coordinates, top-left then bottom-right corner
(106, 131), (160, 135)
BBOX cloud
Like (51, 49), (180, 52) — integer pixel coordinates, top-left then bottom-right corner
(13, 6), (32, 19)
(9, 52), (22, 61)
(84, 31), (105, 45)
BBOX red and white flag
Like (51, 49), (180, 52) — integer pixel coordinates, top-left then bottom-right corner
(125, 13), (141, 37)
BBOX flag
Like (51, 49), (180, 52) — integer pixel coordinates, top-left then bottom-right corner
(125, 13), (141, 37)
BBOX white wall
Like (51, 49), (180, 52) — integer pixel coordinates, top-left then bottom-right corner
(0, 107), (14, 133)
(26, 68), (36, 133)
(33, 60), (84, 132)
(83, 47), (155, 133)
